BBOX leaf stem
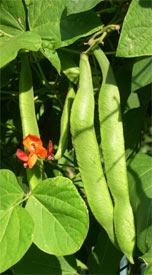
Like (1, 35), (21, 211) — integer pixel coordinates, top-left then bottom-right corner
(60, 48), (81, 55)
(97, 7), (116, 14)
(84, 24), (120, 55)
(0, 30), (13, 37)
(13, 191), (31, 208)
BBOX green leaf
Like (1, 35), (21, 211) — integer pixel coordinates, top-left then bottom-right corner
(117, 0), (152, 57)
(58, 51), (79, 84)
(140, 248), (152, 275)
(0, 31), (42, 68)
(41, 42), (61, 73)
(0, 170), (34, 272)
(0, 206), (34, 273)
(26, 176), (89, 255)
(27, 0), (101, 49)
(87, 228), (122, 274)
(127, 153), (152, 254)
(0, 0), (26, 36)
(66, 0), (103, 15)
(131, 56), (152, 92)
(0, 169), (23, 210)
(127, 93), (140, 109)
(12, 244), (77, 274)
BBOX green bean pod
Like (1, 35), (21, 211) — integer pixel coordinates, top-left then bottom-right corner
(19, 53), (44, 190)
(54, 83), (75, 160)
(93, 46), (135, 263)
(70, 53), (116, 246)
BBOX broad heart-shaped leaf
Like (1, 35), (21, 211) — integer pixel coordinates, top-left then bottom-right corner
(0, 170), (34, 272)
(0, 31), (42, 69)
(0, 169), (23, 210)
(117, 0), (152, 57)
(0, 206), (34, 273)
(127, 153), (152, 254)
(0, 0), (26, 36)
(12, 244), (77, 274)
(131, 56), (152, 92)
(26, 176), (89, 256)
(27, 0), (101, 50)
(66, 0), (104, 15)
(87, 227), (122, 274)
(140, 248), (152, 275)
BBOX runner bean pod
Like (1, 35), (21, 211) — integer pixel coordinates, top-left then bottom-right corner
(70, 53), (116, 246)
(93, 45), (135, 263)
(54, 83), (75, 160)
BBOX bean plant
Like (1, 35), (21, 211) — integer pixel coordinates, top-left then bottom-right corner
(0, 0), (152, 274)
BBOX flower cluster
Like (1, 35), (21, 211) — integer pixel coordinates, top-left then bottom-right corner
(16, 134), (54, 168)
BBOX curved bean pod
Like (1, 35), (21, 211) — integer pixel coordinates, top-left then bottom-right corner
(19, 53), (43, 189)
(93, 45), (135, 263)
(54, 83), (75, 160)
(70, 53), (116, 246)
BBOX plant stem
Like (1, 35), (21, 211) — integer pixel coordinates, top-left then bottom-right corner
(17, 192), (31, 206)
(97, 7), (116, 14)
(33, 52), (50, 88)
(60, 48), (81, 55)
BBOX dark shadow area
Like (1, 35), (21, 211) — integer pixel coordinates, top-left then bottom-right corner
(139, 0), (152, 8)
(123, 107), (144, 158)
(12, 244), (63, 274)
(88, 226), (122, 275)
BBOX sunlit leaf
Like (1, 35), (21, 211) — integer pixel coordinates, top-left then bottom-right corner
(0, 0), (26, 36)
(27, 0), (101, 49)
(0, 31), (42, 68)
(26, 176), (89, 255)
(0, 169), (23, 210)
(66, 0), (104, 15)
(0, 206), (34, 273)
(117, 0), (152, 57)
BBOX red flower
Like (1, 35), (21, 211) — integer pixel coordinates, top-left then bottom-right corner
(17, 134), (47, 168)
(16, 149), (29, 168)
(23, 134), (47, 159)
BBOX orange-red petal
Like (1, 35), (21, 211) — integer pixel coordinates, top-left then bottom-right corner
(36, 145), (47, 159)
(28, 152), (38, 168)
(23, 134), (42, 153)
(16, 149), (29, 162)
